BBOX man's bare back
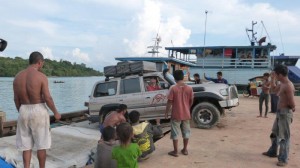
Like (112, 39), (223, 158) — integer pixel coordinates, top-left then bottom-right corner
(13, 58), (60, 119)
(103, 111), (126, 128)
(14, 67), (46, 104)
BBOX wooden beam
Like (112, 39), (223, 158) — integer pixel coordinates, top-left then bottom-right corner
(0, 116), (3, 137)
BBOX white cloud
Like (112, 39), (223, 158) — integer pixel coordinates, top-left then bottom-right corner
(124, 0), (191, 56)
(9, 20), (58, 36)
(82, 0), (142, 9)
(40, 47), (54, 60)
(72, 48), (90, 63)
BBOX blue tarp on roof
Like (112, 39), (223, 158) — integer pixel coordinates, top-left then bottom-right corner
(0, 157), (14, 168)
(288, 66), (300, 83)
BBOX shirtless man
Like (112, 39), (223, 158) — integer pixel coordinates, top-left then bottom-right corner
(101, 104), (127, 132)
(262, 64), (295, 167)
(13, 51), (61, 168)
(258, 73), (271, 118)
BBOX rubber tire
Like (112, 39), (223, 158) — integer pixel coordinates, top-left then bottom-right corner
(192, 102), (221, 129)
(243, 90), (250, 97)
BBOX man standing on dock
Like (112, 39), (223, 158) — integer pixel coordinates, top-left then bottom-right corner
(165, 70), (193, 157)
(258, 72), (271, 118)
(262, 64), (295, 167)
(13, 51), (61, 168)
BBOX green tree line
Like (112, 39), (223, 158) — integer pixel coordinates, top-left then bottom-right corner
(0, 56), (103, 77)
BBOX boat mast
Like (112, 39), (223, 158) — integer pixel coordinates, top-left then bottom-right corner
(147, 34), (162, 57)
(246, 21), (257, 46)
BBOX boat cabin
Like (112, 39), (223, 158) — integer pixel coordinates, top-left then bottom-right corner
(165, 44), (276, 69)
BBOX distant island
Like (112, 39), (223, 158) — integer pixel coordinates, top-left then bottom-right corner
(0, 56), (103, 77)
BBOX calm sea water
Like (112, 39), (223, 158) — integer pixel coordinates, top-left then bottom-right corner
(0, 76), (104, 121)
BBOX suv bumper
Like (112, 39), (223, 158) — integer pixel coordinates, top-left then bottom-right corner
(219, 98), (239, 108)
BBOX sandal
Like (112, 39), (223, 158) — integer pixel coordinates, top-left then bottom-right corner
(181, 149), (188, 155)
(168, 151), (178, 157)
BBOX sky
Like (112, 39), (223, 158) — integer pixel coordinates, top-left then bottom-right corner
(1, 0), (300, 71)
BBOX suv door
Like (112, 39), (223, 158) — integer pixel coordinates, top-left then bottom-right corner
(142, 76), (169, 120)
(89, 81), (118, 116)
(117, 77), (144, 114)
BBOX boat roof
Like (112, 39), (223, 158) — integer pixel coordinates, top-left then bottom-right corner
(272, 55), (300, 59)
(248, 76), (264, 81)
(115, 56), (196, 66)
(165, 45), (276, 54)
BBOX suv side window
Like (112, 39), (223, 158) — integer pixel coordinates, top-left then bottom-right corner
(120, 78), (141, 94)
(93, 81), (117, 97)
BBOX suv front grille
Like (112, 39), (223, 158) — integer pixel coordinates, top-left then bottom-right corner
(228, 85), (239, 99)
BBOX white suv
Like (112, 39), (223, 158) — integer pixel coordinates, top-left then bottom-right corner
(87, 69), (239, 129)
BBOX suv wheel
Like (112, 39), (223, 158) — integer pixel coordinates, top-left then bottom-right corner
(192, 102), (220, 129)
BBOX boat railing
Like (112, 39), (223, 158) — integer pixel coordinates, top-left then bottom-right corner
(193, 58), (270, 68)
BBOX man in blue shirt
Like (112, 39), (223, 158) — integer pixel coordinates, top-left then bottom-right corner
(204, 71), (228, 84)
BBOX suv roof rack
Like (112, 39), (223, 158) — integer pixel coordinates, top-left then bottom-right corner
(104, 61), (157, 78)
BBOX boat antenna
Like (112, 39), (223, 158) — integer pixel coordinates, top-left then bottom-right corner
(261, 21), (272, 44)
(276, 17), (285, 54)
(203, 10), (208, 46)
(246, 21), (257, 46)
(171, 40), (174, 47)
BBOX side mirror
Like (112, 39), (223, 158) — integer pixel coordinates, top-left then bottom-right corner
(0, 39), (7, 52)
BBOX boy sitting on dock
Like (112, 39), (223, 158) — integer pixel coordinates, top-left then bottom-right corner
(94, 126), (119, 168)
(112, 122), (141, 168)
(100, 104), (127, 133)
(129, 111), (163, 161)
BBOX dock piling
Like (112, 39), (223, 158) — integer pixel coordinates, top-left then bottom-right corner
(0, 111), (6, 137)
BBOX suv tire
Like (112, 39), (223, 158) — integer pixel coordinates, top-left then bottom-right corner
(192, 102), (220, 129)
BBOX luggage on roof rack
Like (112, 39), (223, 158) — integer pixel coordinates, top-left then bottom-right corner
(104, 61), (157, 77)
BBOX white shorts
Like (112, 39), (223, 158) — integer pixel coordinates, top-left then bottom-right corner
(16, 103), (51, 151)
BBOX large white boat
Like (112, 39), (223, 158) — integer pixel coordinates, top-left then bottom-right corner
(116, 21), (300, 89)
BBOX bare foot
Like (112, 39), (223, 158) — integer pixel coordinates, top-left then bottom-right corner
(181, 149), (188, 155)
(168, 151), (178, 157)
(264, 116), (268, 118)
(257, 115), (262, 118)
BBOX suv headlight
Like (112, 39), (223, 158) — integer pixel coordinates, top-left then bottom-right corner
(219, 89), (228, 96)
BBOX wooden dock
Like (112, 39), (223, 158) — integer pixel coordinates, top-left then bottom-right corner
(0, 109), (89, 137)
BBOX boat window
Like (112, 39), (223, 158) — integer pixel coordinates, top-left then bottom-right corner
(238, 49), (253, 59)
(273, 59), (298, 66)
(255, 48), (268, 59)
(120, 77), (141, 94)
(94, 81), (117, 97)
(200, 48), (223, 57)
